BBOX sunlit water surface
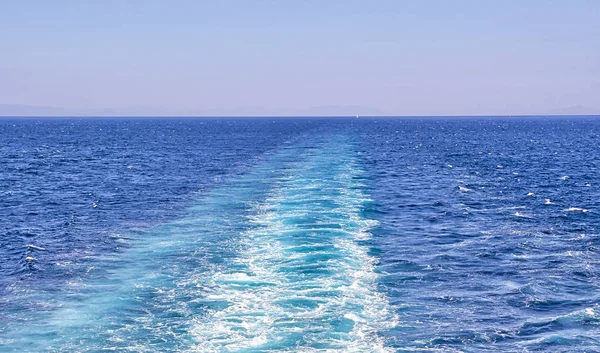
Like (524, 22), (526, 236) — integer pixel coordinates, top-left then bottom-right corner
(1, 117), (599, 352)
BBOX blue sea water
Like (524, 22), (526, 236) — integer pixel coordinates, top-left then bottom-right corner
(1, 117), (599, 352)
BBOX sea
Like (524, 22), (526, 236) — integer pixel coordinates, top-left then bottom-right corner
(0, 116), (599, 352)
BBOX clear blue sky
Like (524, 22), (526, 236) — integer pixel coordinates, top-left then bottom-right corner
(1, 0), (598, 115)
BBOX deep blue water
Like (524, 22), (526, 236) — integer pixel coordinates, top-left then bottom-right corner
(1, 117), (599, 352)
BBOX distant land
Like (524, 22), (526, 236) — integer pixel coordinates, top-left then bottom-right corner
(547, 105), (600, 116)
(0, 104), (598, 117)
(0, 104), (383, 117)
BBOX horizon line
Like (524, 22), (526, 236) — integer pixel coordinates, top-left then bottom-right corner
(1, 114), (599, 119)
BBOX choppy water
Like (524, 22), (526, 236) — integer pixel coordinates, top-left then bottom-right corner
(1, 117), (599, 352)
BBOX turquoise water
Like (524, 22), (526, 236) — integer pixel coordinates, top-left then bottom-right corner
(1, 117), (600, 352)
(2, 127), (396, 351)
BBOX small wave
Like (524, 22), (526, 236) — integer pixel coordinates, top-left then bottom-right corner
(514, 212), (533, 218)
(564, 207), (588, 213)
(458, 186), (471, 192)
(545, 199), (553, 205)
(520, 306), (599, 335)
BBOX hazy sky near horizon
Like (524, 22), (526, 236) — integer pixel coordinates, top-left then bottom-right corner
(1, 0), (599, 115)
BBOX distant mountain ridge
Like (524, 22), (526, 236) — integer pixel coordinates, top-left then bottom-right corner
(0, 104), (384, 117)
(0, 104), (598, 117)
(0, 104), (79, 116)
(547, 105), (599, 116)
(0, 104), (125, 117)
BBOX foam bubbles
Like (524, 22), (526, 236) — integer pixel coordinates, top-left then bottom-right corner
(564, 207), (589, 213)
(191, 142), (396, 351)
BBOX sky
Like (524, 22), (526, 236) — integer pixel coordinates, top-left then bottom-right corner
(0, 0), (598, 116)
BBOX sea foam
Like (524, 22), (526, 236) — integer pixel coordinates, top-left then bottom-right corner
(191, 141), (397, 352)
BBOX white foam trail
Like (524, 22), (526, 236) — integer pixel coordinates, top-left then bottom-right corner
(191, 143), (397, 352)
